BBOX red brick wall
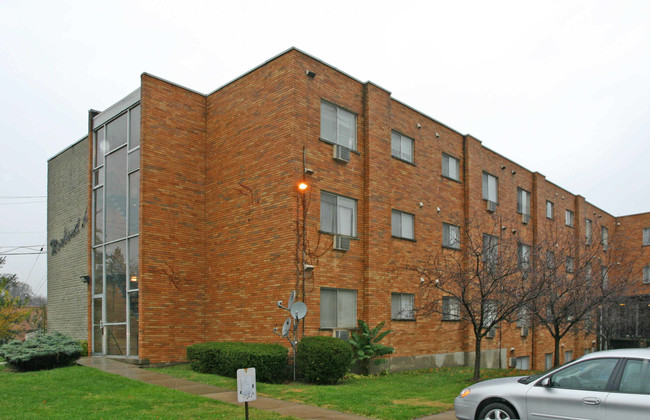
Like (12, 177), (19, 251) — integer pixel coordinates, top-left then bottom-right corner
(139, 74), (207, 363)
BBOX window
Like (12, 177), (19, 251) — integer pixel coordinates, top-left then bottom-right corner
(320, 101), (356, 150)
(517, 306), (530, 328)
(391, 131), (414, 163)
(392, 210), (414, 240)
(391, 293), (415, 320)
(566, 256), (575, 273)
(585, 219), (592, 245)
(644, 228), (650, 246)
(482, 172), (498, 203)
(545, 353), (553, 370)
(619, 359), (650, 394)
(320, 192), (357, 237)
(442, 296), (460, 321)
(517, 188), (531, 216)
(602, 266), (609, 287)
(643, 266), (649, 284)
(549, 358), (618, 391)
(320, 288), (357, 328)
(483, 234), (499, 268)
(565, 210), (574, 227)
(442, 153), (460, 181)
(546, 250), (556, 269)
(442, 223), (460, 249)
(514, 356), (530, 370)
(546, 201), (554, 219)
(483, 300), (497, 329)
(517, 243), (531, 274)
(601, 226), (609, 250)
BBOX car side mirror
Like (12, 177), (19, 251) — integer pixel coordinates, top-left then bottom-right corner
(539, 377), (551, 387)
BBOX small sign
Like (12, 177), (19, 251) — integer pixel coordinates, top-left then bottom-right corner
(237, 368), (257, 402)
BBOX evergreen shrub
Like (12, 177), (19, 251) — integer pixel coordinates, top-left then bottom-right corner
(186, 342), (288, 383)
(0, 331), (83, 371)
(297, 335), (352, 385)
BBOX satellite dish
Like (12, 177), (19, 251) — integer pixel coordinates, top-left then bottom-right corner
(290, 302), (307, 320)
(282, 318), (292, 337)
(288, 291), (296, 309)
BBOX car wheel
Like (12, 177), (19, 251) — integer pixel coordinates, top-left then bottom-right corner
(477, 402), (517, 420)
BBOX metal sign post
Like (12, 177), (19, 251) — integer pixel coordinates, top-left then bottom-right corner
(237, 367), (257, 420)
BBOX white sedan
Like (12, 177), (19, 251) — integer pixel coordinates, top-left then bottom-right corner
(454, 348), (650, 420)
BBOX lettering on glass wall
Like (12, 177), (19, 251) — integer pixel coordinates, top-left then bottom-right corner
(50, 208), (88, 256)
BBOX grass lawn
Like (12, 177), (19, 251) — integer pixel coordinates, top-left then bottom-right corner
(0, 364), (289, 420)
(151, 364), (534, 420)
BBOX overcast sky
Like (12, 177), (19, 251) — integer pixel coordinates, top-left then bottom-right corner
(1, 0), (649, 296)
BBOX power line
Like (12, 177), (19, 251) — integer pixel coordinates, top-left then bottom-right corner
(0, 200), (46, 205)
(0, 251), (46, 255)
(0, 231), (46, 234)
(24, 243), (45, 285)
(0, 195), (46, 199)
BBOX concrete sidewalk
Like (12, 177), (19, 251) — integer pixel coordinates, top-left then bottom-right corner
(77, 357), (456, 420)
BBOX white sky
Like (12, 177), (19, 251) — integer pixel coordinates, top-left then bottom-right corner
(1, 0), (649, 296)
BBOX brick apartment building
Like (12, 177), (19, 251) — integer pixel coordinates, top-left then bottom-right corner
(47, 48), (650, 369)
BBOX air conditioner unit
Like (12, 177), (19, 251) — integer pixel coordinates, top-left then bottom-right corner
(522, 213), (530, 224)
(520, 326), (529, 337)
(333, 144), (350, 163)
(487, 327), (496, 338)
(509, 357), (517, 368)
(333, 235), (350, 251)
(486, 200), (497, 213)
(333, 329), (350, 341)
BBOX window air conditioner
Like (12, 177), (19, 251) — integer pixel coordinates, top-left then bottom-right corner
(509, 357), (517, 368)
(487, 327), (496, 338)
(333, 235), (350, 251)
(486, 200), (497, 213)
(333, 144), (350, 163)
(520, 326), (529, 337)
(333, 329), (350, 341)
(522, 213), (530, 224)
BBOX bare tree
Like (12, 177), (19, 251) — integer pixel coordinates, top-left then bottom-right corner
(405, 213), (539, 381)
(527, 220), (636, 367)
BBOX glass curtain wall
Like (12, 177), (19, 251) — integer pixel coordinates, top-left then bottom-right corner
(92, 104), (140, 357)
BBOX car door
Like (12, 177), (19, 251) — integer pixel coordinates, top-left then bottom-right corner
(605, 358), (650, 420)
(526, 358), (620, 420)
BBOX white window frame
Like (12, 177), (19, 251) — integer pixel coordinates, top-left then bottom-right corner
(392, 210), (415, 240)
(546, 200), (554, 219)
(442, 153), (460, 181)
(644, 228), (650, 246)
(391, 293), (415, 320)
(601, 226), (609, 250)
(566, 256), (575, 273)
(320, 101), (357, 150)
(517, 188), (531, 216)
(320, 191), (357, 237)
(483, 234), (499, 267)
(442, 223), (461, 249)
(586, 219), (593, 245)
(482, 172), (498, 203)
(643, 266), (649, 284)
(320, 288), (357, 329)
(442, 296), (460, 321)
(565, 210), (574, 227)
(391, 131), (414, 163)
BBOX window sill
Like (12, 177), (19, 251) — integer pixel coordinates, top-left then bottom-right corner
(392, 235), (416, 242)
(319, 231), (359, 240)
(441, 319), (460, 322)
(391, 155), (416, 166)
(442, 245), (461, 251)
(391, 318), (416, 322)
(441, 175), (461, 184)
(319, 138), (359, 154)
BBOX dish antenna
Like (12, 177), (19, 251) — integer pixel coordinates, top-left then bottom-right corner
(281, 318), (292, 337)
(290, 301), (307, 320)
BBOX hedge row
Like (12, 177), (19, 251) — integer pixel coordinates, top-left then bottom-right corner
(187, 342), (288, 383)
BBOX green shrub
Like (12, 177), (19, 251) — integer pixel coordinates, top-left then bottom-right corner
(297, 336), (352, 385)
(349, 320), (394, 375)
(186, 342), (288, 383)
(0, 331), (83, 371)
(78, 340), (88, 356)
